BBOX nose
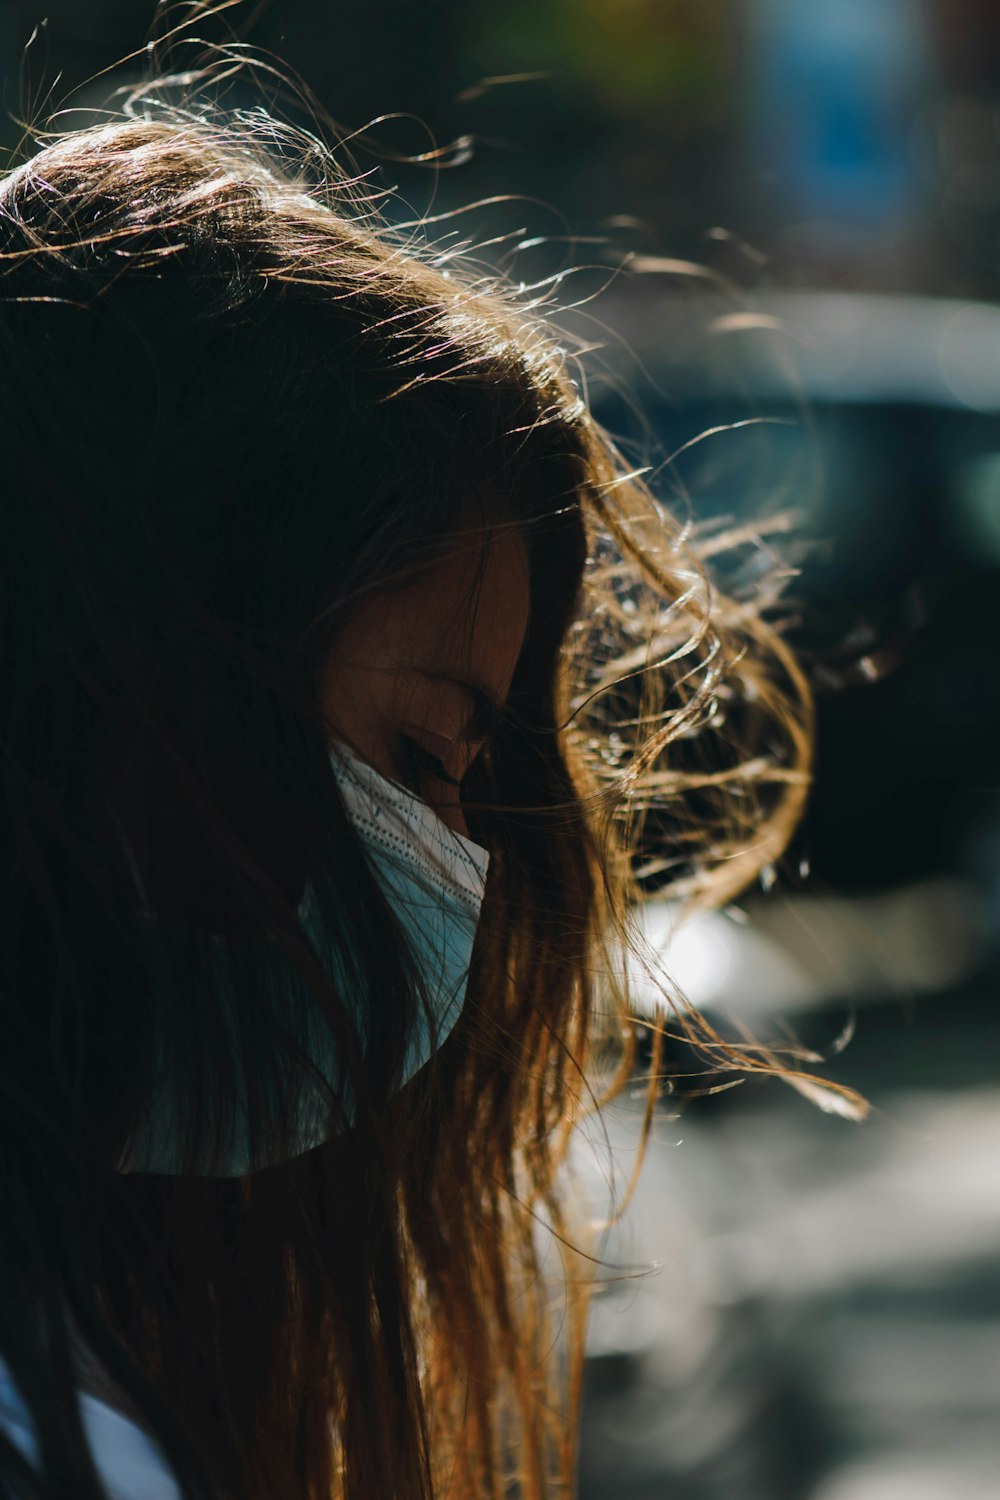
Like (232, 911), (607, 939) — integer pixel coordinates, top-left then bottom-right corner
(431, 792), (470, 841)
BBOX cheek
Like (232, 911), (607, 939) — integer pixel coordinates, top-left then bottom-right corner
(428, 790), (470, 840)
(320, 625), (412, 774)
(320, 657), (378, 763)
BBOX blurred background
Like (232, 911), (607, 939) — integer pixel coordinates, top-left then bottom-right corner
(1, 2), (998, 1496)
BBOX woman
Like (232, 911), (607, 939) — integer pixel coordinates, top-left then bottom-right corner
(0, 58), (824, 1500)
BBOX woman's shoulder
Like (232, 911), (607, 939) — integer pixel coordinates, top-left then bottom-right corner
(0, 1355), (182, 1500)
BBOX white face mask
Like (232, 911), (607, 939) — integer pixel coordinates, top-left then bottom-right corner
(119, 740), (489, 1175)
(320, 738), (490, 1075)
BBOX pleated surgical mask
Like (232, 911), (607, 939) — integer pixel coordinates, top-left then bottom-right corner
(120, 739), (489, 1175)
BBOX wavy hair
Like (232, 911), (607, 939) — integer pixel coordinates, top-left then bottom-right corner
(0, 45), (838, 1500)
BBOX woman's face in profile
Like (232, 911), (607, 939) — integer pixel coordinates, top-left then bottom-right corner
(321, 529), (530, 839)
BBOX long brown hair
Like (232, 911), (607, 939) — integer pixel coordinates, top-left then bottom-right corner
(0, 46), (837, 1500)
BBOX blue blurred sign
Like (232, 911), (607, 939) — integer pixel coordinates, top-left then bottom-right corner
(746, 0), (933, 231)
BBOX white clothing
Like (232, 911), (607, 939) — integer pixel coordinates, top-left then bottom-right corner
(0, 1356), (181, 1499)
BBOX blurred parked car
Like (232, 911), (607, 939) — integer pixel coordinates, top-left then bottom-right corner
(567, 288), (1000, 1500)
